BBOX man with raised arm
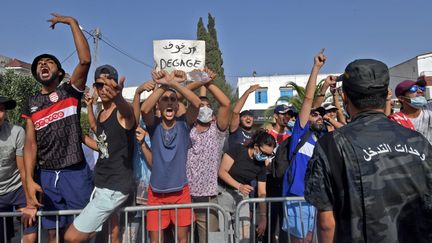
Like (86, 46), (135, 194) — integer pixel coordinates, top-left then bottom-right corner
(140, 70), (201, 243)
(21, 13), (92, 243)
(64, 65), (135, 243)
(185, 68), (231, 243)
(228, 84), (261, 147)
(281, 49), (327, 243)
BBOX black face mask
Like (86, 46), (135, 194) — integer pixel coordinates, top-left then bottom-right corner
(35, 72), (59, 87)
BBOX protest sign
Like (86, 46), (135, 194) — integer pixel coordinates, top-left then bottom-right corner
(153, 40), (205, 73)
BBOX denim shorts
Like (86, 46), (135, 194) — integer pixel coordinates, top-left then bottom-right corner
(282, 201), (316, 238)
(73, 187), (128, 233)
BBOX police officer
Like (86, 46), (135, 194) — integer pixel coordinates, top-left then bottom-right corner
(304, 59), (432, 242)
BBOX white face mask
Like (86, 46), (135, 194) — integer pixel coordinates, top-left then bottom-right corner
(197, 106), (213, 123)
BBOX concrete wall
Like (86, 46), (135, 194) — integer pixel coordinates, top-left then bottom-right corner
(389, 57), (418, 98)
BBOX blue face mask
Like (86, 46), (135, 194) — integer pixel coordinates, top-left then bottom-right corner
(409, 96), (427, 109)
(253, 150), (269, 162)
(287, 120), (295, 129)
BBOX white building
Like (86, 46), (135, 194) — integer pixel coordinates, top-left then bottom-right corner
(389, 52), (432, 99)
(121, 86), (152, 102)
(237, 73), (340, 124)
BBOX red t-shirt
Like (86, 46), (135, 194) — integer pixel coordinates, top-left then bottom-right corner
(388, 112), (415, 131)
(268, 129), (290, 144)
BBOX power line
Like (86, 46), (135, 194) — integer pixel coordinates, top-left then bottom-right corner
(82, 29), (153, 68)
(60, 32), (94, 64)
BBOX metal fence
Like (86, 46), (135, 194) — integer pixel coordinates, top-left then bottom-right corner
(0, 202), (230, 243)
(234, 197), (317, 243)
(0, 197), (316, 243)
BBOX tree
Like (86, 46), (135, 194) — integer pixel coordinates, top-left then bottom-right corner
(0, 70), (91, 135)
(197, 14), (236, 109)
(0, 70), (40, 127)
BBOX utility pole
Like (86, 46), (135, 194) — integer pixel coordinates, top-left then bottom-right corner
(92, 27), (101, 68)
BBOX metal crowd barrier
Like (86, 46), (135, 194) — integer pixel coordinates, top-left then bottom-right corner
(0, 202), (230, 243)
(234, 197), (317, 243)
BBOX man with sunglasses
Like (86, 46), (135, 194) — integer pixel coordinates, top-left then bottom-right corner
(21, 13), (92, 243)
(389, 80), (432, 144)
(280, 49), (327, 243)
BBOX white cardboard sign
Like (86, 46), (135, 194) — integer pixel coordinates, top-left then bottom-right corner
(153, 39), (205, 72)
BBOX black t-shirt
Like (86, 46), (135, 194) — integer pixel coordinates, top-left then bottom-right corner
(21, 82), (84, 169)
(225, 145), (267, 186)
(228, 127), (253, 147)
(94, 108), (134, 194)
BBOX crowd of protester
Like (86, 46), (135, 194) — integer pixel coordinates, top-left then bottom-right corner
(1, 14), (431, 243)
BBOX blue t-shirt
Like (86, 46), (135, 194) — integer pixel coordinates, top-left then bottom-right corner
(282, 119), (317, 196)
(148, 116), (191, 193)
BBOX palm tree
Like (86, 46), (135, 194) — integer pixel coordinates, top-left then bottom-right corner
(262, 79), (327, 127)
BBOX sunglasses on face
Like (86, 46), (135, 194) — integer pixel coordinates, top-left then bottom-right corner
(93, 83), (104, 89)
(258, 146), (275, 157)
(408, 85), (426, 93)
(160, 96), (177, 102)
(310, 112), (321, 117)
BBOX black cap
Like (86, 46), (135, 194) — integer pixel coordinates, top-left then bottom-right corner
(0, 96), (16, 110)
(311, 107), (326, 117)
(273, 104), (289, 114)
(31, 54), (65, 81)
(287, 109), (298, 117)
(338, 59), (389, 94)
(240, 110), (253, 117)
(94, 64), (118, 82)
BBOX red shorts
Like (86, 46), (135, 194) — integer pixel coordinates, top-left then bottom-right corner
(146, 185), (194, 231)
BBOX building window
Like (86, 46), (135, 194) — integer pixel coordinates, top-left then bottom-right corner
(280, 88), (293, 98)
(255, 88), (268, 104)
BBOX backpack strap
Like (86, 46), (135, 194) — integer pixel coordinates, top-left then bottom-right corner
(286, 129), (313, 186)
(271, 137), (291, 178)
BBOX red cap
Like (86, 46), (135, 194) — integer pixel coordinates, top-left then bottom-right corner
(395, 80), (425, 97)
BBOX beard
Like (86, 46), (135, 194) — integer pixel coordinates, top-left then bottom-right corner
(310, 122), (326, 132)
(35, 72), (59, 87)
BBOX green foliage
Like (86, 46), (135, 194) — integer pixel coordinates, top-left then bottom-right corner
(0, 70), (40, 127)
(197, 13), (236, 110)
(80, 111), (90, 136)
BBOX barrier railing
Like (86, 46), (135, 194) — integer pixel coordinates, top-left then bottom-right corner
(234, 197), (317, 243)
(0, 198), (316, 243)
(120, 203), (230, 243)
(0, 202), (230, 243)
